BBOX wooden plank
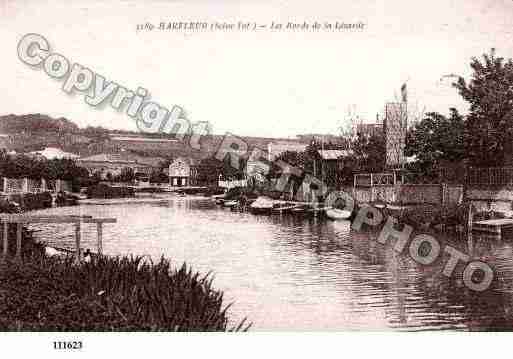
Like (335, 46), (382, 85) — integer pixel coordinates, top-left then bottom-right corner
(473, 225), (501, 235)
(2, 222), (7, 258)
(74, 222), (81, 264)
(474, 218), (513, 225)
(16, 223), (22, 260)
(0, 215), (116, 224)
(96, 222), (103, 255)
(472, 218), (513, 237)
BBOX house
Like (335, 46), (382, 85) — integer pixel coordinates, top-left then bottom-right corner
(167, 157), (199, 187)
(29, 147), (80, 160)
(317, 149), (353, 187)
(77, 152), (164, 179)
(267, 141), (308, 161)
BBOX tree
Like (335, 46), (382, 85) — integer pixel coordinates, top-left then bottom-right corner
(453, 48), (513, 166)
(352, 133), (386, 173)
(405, 109), (465, 165)
(195, 158), (222, 186)
(268, 150), (306, 178)
(149, 169), (168, 183)
(81, 126), (111, 142)
(195, 156), (246, 186)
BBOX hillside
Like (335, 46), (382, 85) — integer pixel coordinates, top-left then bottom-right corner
(0, 113), (317, 160)
(0, 114), (79, 134)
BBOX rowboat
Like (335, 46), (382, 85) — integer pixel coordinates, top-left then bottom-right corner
(250, 196), (274, 214)
(223, 200), (239, 208)
(325, 208), (352, 220)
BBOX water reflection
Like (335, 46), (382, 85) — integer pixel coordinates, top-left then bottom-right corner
(29, 196), (513, 331)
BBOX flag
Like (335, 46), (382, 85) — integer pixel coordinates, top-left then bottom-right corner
(401, 83), (407, 103)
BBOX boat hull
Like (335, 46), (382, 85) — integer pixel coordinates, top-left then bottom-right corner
(223, 200), (238, 207)
(326, 209), (352, 220)
(249, 206), (273, 215)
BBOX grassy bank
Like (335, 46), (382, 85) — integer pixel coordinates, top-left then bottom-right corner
(0, 192), (53, 212)
(0, 245), (249, 331)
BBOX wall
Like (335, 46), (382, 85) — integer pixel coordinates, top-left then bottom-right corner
(465, 187), (513, 212)
(353, 184), (463, 206)
(397, 184), (441, 205)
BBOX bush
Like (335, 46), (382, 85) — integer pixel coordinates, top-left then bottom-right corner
(0, 192), (53, 212)
(0, 256), (250, 331)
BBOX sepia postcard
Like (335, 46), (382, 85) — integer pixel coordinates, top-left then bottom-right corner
(1, 0), (513, 357)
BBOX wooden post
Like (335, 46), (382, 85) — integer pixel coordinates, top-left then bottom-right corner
(74, 221), (81, 264)
(370, 174), (374, 202)
(22, 178), (29, 193)
(467, 204), (473, 233)
(16, 223), (22, 260)
(96, 222), (103, 255)
(2, 222), (7, 258)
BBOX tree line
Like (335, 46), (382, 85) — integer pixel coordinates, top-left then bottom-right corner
(0, 149), (89, 180)
(405, 48), (513, 182)
(196, 49), (513, 187)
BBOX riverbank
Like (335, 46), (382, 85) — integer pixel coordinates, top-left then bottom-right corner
(86, 184), (135, 199)
(0, 193), (249, 331)
(0, 253), (249, 331)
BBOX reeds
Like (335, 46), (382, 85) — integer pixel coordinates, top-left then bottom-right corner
(0, 254), (250, 331)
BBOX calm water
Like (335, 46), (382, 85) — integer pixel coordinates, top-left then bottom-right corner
(29, 195), (513, 331)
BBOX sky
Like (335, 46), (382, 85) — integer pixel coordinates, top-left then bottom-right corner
(1, 0), (513, 138)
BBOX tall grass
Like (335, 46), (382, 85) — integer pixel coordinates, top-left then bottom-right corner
(0, 254), (250, 331)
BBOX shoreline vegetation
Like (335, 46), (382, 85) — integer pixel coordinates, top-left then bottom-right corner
(0, 257), (250, 331)
(0, 189), (250, 331)
(0, 235), (250, 331)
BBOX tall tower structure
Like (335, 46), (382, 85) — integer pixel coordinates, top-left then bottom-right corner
(384, 102), (407, 168)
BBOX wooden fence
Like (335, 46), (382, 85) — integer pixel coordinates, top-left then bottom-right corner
(1, 178), (71, 194)
(439, 166), (513, 186)
(0, 214), (116, 263)
(466, 167), (513, 186)
(218, 179), (247, 189)
(354, 173), (396, 187)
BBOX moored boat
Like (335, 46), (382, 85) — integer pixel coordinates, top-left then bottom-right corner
(223, 200), (238, 208)
(325, 208), (352, 220)
(250, 196), (274, 215)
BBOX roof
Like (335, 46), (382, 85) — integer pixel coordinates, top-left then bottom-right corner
(111, 136), (178, 143)
(267, 142), (308, 160)
(268, 142), (307, 151)
(170, 157), (199, 166)
(29, 147), (80, 160)
(78, 152), (164, 167)
(318, 149), (353, 160)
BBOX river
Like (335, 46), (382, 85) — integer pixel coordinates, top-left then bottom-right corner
(28, 194), (513, 331)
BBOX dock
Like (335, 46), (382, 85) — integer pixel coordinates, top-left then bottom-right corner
(0, 214), (116, 263)
(472, 218), (513, 236)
